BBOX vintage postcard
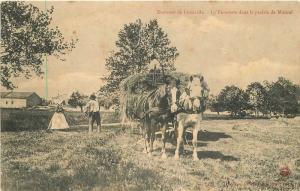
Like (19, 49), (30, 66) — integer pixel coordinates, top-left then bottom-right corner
(1, 1), (299, 191)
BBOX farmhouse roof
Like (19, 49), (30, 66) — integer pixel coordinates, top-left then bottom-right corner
(0, 92), (40, 99)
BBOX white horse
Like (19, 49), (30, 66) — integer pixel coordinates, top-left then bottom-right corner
(170, 77), (206, 161)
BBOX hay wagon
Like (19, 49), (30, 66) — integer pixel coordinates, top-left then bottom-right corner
(119, 68), (203, 143)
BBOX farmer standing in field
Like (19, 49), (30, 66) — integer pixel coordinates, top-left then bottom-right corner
(84, 94), (101, 133)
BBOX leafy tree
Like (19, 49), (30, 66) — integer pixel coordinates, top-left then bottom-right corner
(102, 19), (179, 94)
(68, 91), (87, 112)
(262, 80), (274, 116)
(267, 77), (298, 115)
(98, 97), (112, 110)
(218, 85), (249, 116)
(98, 91), (113, 110)
(208, 94), (224, 115)
(98, 87), (120, 110)
(246, 82), (268, 116)
(1, 1), (77, 89)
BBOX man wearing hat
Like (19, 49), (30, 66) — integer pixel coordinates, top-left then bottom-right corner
(84, 94), (101, 133)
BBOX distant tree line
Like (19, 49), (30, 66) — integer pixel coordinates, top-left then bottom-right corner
(67, 91), (88, 112)
(208, 77), (299, 117)
(67, 91), (114, 111)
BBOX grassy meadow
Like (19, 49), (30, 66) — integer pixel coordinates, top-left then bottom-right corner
(1, 109), (300, 190)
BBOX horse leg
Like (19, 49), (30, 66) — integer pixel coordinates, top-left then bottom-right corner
(142, 119), (150, 154)
(146, 123), (152, 156)
(142, 126), (147, 154)
(174, 121), (178, 144)
(174, 121), (184, 160)
(149, 119), (156, 153)
(192, 121), (200, 161)
(161, 122), (167, 159)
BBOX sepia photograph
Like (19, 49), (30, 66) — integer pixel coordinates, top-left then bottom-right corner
(1, 1), (300, 190)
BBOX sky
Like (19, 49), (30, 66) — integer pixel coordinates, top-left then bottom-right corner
(5, 1), (300, 99)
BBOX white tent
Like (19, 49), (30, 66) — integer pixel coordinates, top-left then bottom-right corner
(48, 105), (69, 130)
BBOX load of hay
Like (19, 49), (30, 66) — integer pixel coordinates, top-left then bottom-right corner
(119, 69), (202, 122)
(120, 67), (202, 94)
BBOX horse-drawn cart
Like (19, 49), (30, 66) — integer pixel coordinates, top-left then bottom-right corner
(119, 69), (207, 160)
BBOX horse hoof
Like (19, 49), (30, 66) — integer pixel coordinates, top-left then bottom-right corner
(161, 153), (167, 159)
(174, 155), (180, 160)
(193, 155), (199, 161)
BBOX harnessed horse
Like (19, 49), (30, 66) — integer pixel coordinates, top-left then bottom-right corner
(170, 78), (208, 161)
(121, 83), (173, 158)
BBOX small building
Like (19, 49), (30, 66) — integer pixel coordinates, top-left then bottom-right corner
(0, 92), (42, 108)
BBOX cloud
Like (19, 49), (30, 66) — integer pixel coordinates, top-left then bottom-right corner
(168, 16), (238, 37)
(198, 16), (238, 32)
(48, 72), (102, 97)
(206, 58), (300, 94)
(11, 72), (103, 98)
